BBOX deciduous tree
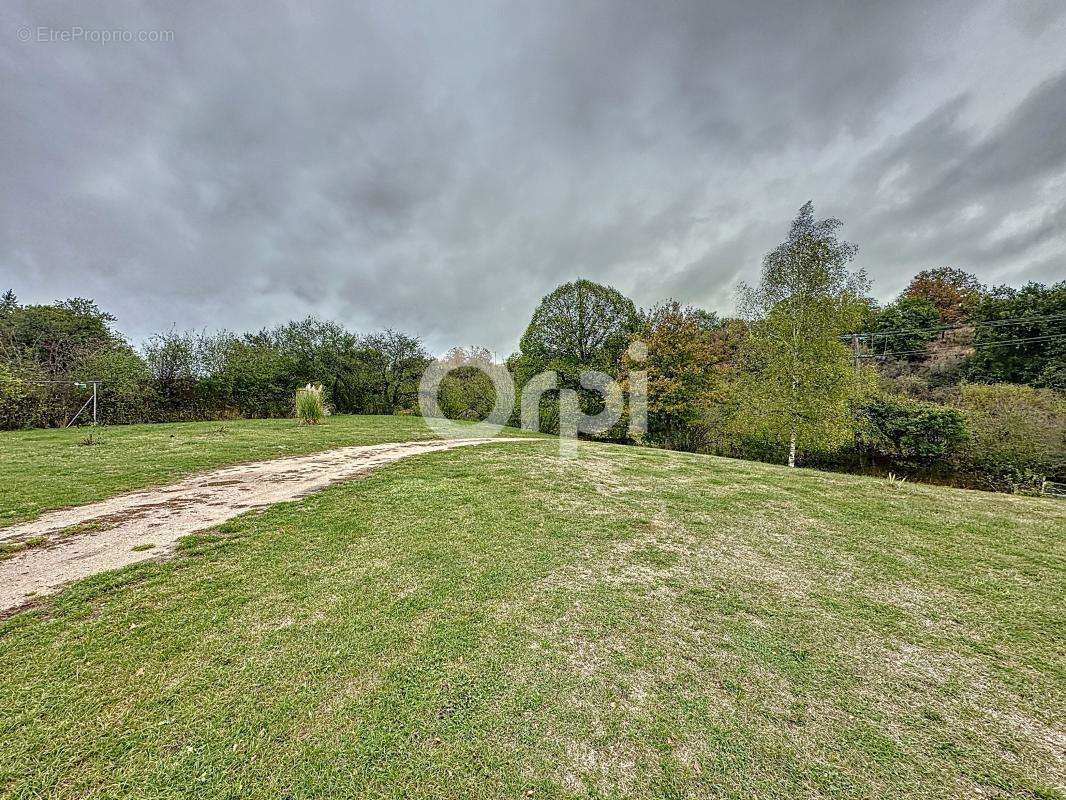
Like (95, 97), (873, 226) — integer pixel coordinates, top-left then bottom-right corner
(624, 301), (738, 451)
(518, 279), (638, 375)
(903, 267), (983, 324)
(361, 329), (431, 413)
(965, 281), (1066, 388)
(734, 202), (872, 467)
(514, 279), (639, 433)
(867, 296), (941, 361)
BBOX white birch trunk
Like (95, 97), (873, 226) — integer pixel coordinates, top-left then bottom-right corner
(788, 430), (796, 468)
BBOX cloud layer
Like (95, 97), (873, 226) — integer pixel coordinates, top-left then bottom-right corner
(3, 0), (1065, 354)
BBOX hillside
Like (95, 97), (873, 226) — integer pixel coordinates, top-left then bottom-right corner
(0, 418), (1063, 798)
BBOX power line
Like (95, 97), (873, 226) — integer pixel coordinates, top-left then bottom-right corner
(864, 333), (1066, 358)
(842, 313), (1066, 341)
(974, 312), (1066, 327)
(857, 332), (1066, 360)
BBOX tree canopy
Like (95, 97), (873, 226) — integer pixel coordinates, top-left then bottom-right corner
(625, 300), (737, 452)
(866, 296), (941, 361)
(963, 281), (1066, 389)
(734, 202), (872, 466)
(518, 279), (639, 376)
(903, 267), (983, 324)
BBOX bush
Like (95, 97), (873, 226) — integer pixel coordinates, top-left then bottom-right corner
(295, 384), (325, 425)
(432, 349), (504, 422)
(858, 395), (968, 472)
(0, 365), (28, 427)
(438, 365), (497, 421)
(953, 383), (1065, 490)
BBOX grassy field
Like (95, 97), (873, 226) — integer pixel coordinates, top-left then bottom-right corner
(0, 415), (530, 527)
(0, 418), (1063, 798)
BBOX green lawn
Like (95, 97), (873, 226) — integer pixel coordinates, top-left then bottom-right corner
(0, 414), (533, 527)
(1, 418), (1064, 798)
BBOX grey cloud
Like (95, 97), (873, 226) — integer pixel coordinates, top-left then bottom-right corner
(929, 71), (1066, 206)
(846, 69), (1066, 296)
(2, 0), (1064, 354)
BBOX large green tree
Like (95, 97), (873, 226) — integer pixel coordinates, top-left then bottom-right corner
(360, 329), (432, 414)
(514, 279), (639, 432)
(0, 296), (118, 379)
(250, 317), (368, 413)
(734, 202), (872, 467)
(0, 294), (151, 427)
(517, 279), (638, 375)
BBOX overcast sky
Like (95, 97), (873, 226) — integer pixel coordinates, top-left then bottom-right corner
(2, 1), (1065, 355)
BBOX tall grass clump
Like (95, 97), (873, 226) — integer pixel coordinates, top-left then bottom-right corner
(295, 384), (325, 425)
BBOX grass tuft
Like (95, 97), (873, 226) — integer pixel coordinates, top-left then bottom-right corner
(295, 384), (325, 425)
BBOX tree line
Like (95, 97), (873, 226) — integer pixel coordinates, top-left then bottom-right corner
(505, 203), (1063, 491)
(0, 300), (431, 427)
(2, 202), (1063, 491)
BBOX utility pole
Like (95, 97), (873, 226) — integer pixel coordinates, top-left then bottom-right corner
(65, 381), (100, 428)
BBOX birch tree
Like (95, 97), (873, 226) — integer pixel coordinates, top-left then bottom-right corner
(734, 202), (871, 467)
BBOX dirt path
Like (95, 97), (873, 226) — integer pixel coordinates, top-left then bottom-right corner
(0, 437), (532, 611)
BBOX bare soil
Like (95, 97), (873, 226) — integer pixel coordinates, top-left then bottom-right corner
(0, 437), (530, 610)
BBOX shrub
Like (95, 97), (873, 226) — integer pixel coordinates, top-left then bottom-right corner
(295, 384), (325, 425)
(953, 383), (1065, 490)
(0, 365), (29, 428)
(858, 395), (968, 472)
(439, 365), (497, 420)
(435, 349), (500, 422)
